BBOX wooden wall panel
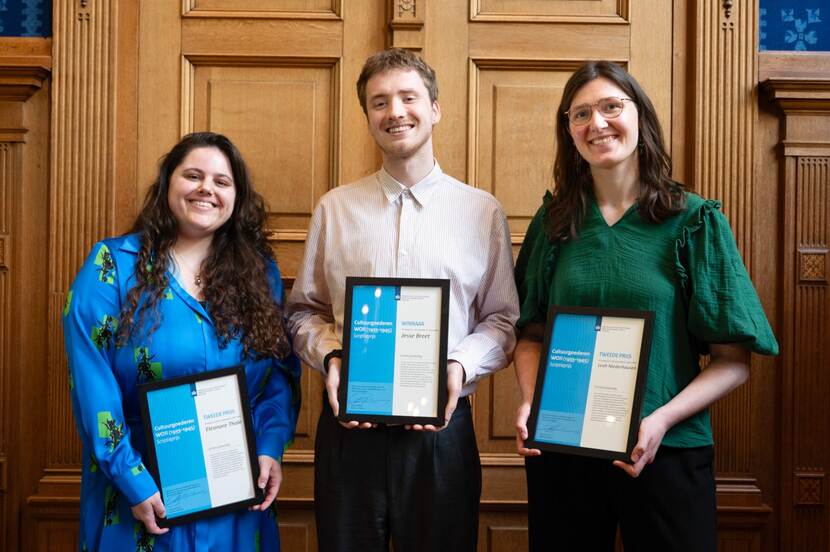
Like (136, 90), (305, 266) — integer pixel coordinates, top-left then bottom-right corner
(468, 62), (576, 236)
(0, 141), (15, 551)
(190, 0), (340, 17)
(46, 0), (118, 471)
(764, 64), (830, 552)
(188, 61), (337, 239)
(471, 0), (627, 22)
(694, 4), (770, 537)
(0, 35), (51, 552)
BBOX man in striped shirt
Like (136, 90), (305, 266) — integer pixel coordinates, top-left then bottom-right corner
(287, 48), (519, 552)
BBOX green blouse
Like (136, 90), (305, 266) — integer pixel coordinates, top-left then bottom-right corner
(515, 192), (778, 448)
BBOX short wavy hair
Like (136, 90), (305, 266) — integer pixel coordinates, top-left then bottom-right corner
(356, 47), (438, 114)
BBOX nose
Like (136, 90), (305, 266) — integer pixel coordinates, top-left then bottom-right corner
(387, 97), (405, 119)
(588, 108), (608, 130)
(195, 178), (214, 194)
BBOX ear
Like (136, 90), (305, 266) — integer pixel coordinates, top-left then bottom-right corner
(431, 100), (441, 125)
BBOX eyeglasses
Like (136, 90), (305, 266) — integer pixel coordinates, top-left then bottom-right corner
(564, 97), (635, 126)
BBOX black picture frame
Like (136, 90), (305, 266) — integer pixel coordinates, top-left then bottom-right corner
(137, 365), (263, 527)
(339, 277), (451, 426)
(525, 306), (654, 461)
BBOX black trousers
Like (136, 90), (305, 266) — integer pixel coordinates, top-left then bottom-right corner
(314, 395), (481, 552)
(525, 446), (717, 552)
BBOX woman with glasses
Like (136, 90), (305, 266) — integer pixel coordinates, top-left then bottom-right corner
(513, 61), (777, 550)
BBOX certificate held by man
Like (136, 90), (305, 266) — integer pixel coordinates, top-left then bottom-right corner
(339, 277), (451, 426)
(526, 306), (654, 460)
(138, 366), (263, 526)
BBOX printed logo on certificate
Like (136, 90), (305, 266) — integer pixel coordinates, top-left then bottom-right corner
(526, 306), (654, 461)
(339, 277), (450, 426)
(138, 366), (263, 527)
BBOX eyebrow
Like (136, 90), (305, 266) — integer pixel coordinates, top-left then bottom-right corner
(369, 88), (421, 101)
(181, 166), (234, 181)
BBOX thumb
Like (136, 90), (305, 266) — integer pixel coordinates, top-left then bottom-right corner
(152, 496), (166, 519)
(257, 460), (269, 489)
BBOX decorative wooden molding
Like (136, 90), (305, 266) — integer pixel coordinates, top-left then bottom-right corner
(799, 248), (828, 284)
(766, 68), (830, 549)
(182, 0), (342, 20)
(0, 456), (6, 493)
(694, 0), (760, 500)
(762, 77), (830, 114)
(47, 0), (119, 467)
(389, 0), (424, 50)
(469, 0), (630, 24)
(0, 38), (51, 102)
(0, 234), (7, 270)
(795, 471), (825, 507)
(722, 1), (733, 19)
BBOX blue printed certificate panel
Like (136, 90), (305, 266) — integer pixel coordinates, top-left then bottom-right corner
(340, 278), (450, 426)
(527, 307), (653, 460)
(140, 367), (260, 525)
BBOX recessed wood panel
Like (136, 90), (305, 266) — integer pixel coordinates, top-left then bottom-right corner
(208, 80), (316, 214)
(474, 0), (627, 21)
(181, 18), (342, 58)
(190, 62), (335, 233)
(193, 0), (338, 14)
(470, 64), (573, 235)
(488, 366), (521, 440)
(279, 521), (311, 551)
(470, 23), (629, 60)
(486, 525), (528, 551)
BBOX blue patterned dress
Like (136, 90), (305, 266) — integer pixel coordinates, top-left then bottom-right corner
(63, 233), (301, 552)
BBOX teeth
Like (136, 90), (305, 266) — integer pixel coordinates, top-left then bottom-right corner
(388, 125), (413, 134)
(191, 200), (214, 208)
(590, 136), (617, 145)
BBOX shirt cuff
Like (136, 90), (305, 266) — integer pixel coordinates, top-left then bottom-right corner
(448, 351), (477, 386)
(113, 463), (159, 507)
(257, 427), (289, 462)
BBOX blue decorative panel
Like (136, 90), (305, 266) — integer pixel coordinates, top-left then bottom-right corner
(760, 2), (828, 51)
(0, 0), (51, 37)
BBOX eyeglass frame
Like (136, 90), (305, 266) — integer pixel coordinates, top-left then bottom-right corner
(564, 97), (636, 126)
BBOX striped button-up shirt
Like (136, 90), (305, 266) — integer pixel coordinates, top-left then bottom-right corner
(286, 162), (519, 396)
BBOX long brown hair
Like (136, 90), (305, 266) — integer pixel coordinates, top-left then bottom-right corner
(546, 61), (685, 241)
(117, 132), (291, 360)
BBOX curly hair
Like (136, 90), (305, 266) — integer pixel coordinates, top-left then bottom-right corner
(546, 61), (685, 241)
(356, 47), (438, 114)
(117, 132), (292, 360)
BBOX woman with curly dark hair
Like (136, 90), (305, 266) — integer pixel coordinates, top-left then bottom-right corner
(513, 62), (777, 550)
(63, 132), (300, 551)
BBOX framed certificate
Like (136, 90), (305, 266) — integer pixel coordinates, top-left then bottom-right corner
(526, 306), (654, 461)
(138, 366), (263, 527)
(339, 277), (450, 426)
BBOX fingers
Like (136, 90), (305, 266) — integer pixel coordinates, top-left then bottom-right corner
(256, 457), (282, 511)
(515, 430), (541, 456)
(132, 494), (168, 535)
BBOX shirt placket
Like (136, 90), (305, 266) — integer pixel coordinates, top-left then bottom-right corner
(397, 189), (416, 277)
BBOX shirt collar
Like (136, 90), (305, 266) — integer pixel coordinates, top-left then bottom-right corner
(378, 161), (443, 207)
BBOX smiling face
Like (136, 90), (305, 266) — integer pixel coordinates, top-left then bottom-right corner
(364, 68), (441, 162)
(167, 146), (236, 241)
(568, 77), (639, 174)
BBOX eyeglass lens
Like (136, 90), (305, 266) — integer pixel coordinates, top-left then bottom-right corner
(568, 98), (626, 125)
